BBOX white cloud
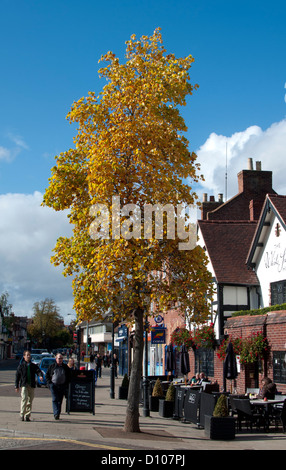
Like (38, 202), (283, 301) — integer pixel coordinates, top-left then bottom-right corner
(7, 132), (29, 150)
(195, 118), (286, 202)
(0, 132), (29, 162)
(0, 146), (13, 162)
(0, 191), (74, 320)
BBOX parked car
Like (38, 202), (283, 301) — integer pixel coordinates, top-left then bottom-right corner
(30, 354), (43, 365)
(36, 357), (56, 387)
(31, 349), (49, 354)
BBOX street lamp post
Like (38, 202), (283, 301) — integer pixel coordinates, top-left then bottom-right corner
(142, 313), (150, 417)
(110, 317), (115, 399)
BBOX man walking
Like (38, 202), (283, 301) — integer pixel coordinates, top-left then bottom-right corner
(15, 350), (44, 421)
(46, 353), (70, 420)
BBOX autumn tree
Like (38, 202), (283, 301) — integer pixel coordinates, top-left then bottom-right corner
(43, 29), (213, 432)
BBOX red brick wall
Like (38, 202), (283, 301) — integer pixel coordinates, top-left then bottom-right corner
(156, 309), (286, 393)
(223, 311), (286, 394)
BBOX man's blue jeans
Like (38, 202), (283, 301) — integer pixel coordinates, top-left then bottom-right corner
(49, 383), (67, 418)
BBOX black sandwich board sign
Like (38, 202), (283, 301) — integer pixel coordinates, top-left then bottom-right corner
(184, 388), (201, 424)
(67, 370), (95, 415)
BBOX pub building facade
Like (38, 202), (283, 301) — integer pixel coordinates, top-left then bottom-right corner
(160, 158), (286, 394)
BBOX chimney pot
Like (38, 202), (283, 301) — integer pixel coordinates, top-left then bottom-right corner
(248, 158), (253, 170)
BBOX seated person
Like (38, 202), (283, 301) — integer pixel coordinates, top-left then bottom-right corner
(198, 372), (210, 384)
(257, 377), (277, 399)
(189, 373), (200, 385)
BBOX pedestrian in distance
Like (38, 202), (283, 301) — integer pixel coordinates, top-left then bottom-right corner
(67, 357), (77, 370)
(88, 354), (97, 385)
(15, 350), (44, 421)
(95, 353), (102, 378)
(88, 354), (96, 371)
(113, 353), (118, 378)
(46, 353), (71, 420)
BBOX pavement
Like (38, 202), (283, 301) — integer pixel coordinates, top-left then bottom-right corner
(0, 363), (286, 452)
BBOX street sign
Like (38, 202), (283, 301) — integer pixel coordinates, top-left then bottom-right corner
(151, 328), (166, 344)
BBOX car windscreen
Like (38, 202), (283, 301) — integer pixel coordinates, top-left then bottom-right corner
(41, 359), (56, 368)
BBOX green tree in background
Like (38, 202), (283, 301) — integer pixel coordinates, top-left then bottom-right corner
(28, 298), (68, 348)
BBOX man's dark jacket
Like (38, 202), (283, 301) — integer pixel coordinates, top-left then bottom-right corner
(15, 361), (43, 388)
(45, 362), (71, 387)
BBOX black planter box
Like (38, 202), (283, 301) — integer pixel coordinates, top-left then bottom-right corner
(159, 399), (174, 418)
(118, 386), (128, 399)
(149, 395), (163, 411)
(204, 415), (236, 440)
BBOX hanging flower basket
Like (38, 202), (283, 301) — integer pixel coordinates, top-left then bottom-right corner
(217, 332), (270, 364)
(193, 323), (216, 349)
(239, 331), (270, 364)
(217, 336), (243, 360)
(170, 327), (194, 351)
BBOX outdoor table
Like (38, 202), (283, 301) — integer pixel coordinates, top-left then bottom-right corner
(250, 398), (285, 429)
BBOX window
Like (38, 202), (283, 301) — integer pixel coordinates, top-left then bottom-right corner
(195, 348), (214, 377)
(273, 351), (286, 384)
(270, 280), (286, 305)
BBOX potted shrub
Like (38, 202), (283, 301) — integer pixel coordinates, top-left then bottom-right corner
(118, 373), (129, 399)
(204, 394), (236, 440)
(159, 383), (175, 417)
(149, 378), (164, 411)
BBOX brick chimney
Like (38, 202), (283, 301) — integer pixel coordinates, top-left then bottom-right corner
(237, 159), (273, 196)
(200, 158), (276, 222)
(201, 193), (224, 220)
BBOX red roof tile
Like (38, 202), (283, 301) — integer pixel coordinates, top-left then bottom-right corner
(268, 194), (286, 226)
(198, 220), (259, 285)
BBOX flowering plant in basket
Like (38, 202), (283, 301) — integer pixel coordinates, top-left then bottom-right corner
(170, 327), (194, 351)
(239, 331), (269, 364)
(217, 331), (270, 364)
(216, 336), (243, 360)
(193, 322), (215, 349)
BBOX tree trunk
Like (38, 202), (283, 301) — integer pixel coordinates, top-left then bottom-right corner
(123, 307), (144, 432)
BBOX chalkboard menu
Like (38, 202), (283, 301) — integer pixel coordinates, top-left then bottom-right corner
(67, 370), (95, 414)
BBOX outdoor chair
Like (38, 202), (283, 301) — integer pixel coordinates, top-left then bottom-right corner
(268, 398), (286, 431)
(232, 398), (266, 431)
(229, 395), (247, 419)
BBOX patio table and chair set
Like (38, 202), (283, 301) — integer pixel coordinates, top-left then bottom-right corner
(229, 389), (286, 432)
(172, 382), (286, 434)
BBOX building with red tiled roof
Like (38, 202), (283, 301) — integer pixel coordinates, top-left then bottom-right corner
(196, 159), (286, 393)
(198, 158), (276, 338)
(145, 158), (286, 393)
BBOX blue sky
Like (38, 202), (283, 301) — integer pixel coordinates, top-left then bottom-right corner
(0, 0), (285, 321)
